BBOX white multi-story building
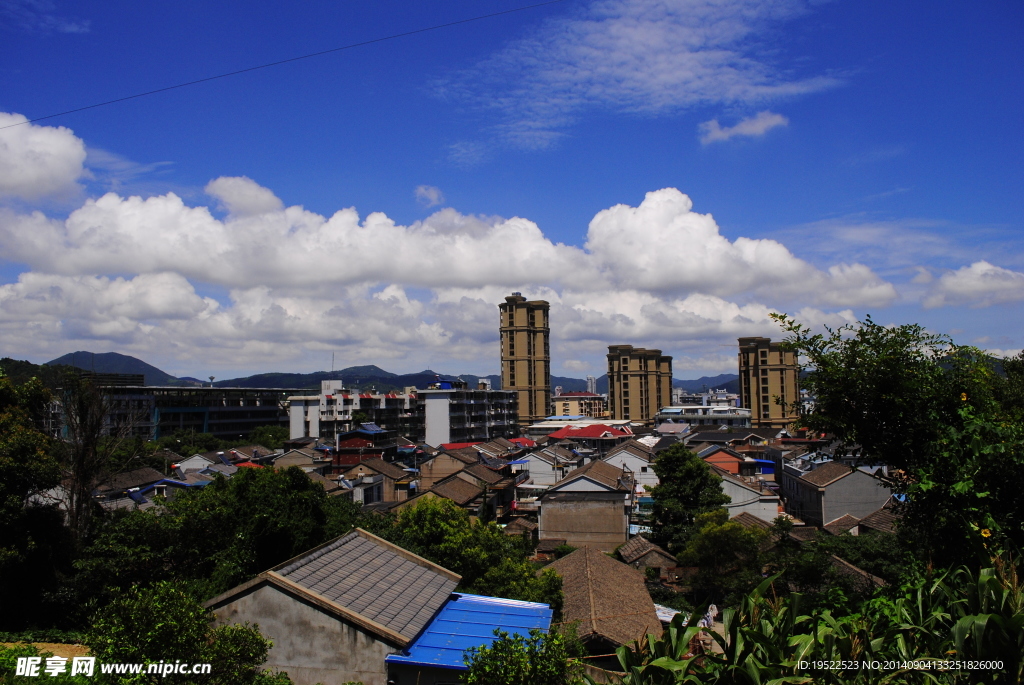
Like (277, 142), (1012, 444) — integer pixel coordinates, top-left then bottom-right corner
(655, 404), (751, 428)
(289, 379), (518, 446)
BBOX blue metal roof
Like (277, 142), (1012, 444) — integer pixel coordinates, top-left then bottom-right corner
(385, 593), (552, 670)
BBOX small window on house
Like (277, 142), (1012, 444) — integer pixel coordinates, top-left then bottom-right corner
(640, 466), (648, 473)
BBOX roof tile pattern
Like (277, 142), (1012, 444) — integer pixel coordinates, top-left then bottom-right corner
(276, 531), (458, 641)
(617, 536), (671, 564)
(799, 461), (854, 487)
(824, 514), (861, 536)
(431, 476), (484, 505)
(858, 507), (897, 534)
(553, 460), (629, 491)
(546, 547), (661, 647)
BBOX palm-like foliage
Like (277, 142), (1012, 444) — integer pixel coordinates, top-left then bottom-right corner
(583, 561), (1022, 685)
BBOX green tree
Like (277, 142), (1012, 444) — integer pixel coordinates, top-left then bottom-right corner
(75, 467), (364, 609)
(774, 313), (1023, 568)
(52, 372), (152, 544)
(676, 509), (769, 604)
(155, 430), (224, 458)
(384, 498), (562, 613)
(463, 627), (584, 685)
(88, 582), (291, 684)
(772, 313), (996, 472)
(904, 405), (1024, 567)
(0, 373), (70, 630)
(994, 350), (1024, 420)
(246, 426), (289, 451)
(649, 445), (730, 552)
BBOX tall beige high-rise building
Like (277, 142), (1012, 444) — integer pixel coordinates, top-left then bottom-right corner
(738, 337), (799, 429)
(606, 345), (672, 424)
(499, 294), (550, 426)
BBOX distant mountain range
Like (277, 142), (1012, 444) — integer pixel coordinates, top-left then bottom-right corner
(46, 351), (179, 386)
(41, 351), (741, 394)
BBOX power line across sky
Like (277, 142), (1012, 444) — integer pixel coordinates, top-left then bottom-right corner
(0, 0), (567, 131)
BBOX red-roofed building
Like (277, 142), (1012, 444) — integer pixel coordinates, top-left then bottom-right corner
(546, 424), (632, 454)
(439, 442), (484, 450)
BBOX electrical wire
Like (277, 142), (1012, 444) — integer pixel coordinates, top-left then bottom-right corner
(0, 0), (568, 131)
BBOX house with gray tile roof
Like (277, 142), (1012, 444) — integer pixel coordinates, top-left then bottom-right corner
(781, 460), (892, 529)
(206, 528), (460, 685)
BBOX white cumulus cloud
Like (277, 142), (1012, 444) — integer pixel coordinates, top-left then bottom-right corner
(205, 176), (284, 217)
(415, 185), (445, 208)
(699, 110), (789, 144)
(0, 116), (902, 376)
(924, 261), (1024, 309)
(0, 112), (87, 200)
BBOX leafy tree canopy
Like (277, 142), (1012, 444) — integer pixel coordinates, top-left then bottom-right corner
(772, 313), (998, 472)
(676, 509), (769, 604)
(0, 373), (69, 631)
(88, 581), (292, 684)
(463, 627), (584, 685)
(75, 467), (363, 613)
(649, 444), (730, 552)
(379, 498), (563, 615)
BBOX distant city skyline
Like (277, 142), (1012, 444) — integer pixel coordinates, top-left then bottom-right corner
(0, 1), (1021, 378)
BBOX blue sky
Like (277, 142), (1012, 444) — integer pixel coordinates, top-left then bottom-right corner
(0, 0), (1021, 380)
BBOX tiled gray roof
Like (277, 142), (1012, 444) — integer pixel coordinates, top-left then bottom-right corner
(431, 476), (484, 505)
(461, 463), (503, 485)
(858, 507), (897, 534)
(95, 467), (165, 493)
(799, 461), (853, 487)
(274, 530), (459, 641)
(617, 535), (670, 564)
(824, 514), (861, 536)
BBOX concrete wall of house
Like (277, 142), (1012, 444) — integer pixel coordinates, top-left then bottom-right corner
(306, 402), (319, 440)
(526, 455), (562, 486)
(720, 479), (779, 522)
(822, 471), (891, 525)
(273, 454), (314, 470)
(423, 394), (451, 447)
(780, 472), (819, 526)
(552, 478), (615, 493)
(209, 582), (401, 685)
(178, 455), (213, 471)
(418, 455), (465, 490)
(539, 498), (627, 551)
(289, 400), (307, 439)
(603, 453), (658, 489)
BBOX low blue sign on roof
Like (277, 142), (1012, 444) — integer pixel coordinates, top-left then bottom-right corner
(385, 593), (552, 671)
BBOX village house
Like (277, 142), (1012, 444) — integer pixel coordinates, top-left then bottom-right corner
(206, 529), (461, 685)
(709, 465), (782, 523)
(523, 445), (583, 486)
(545, 547), (662, 670)
(781, 460), (892, 528)
(617, 535), (677, 576)
(538, 460), (633, 552)
(338, 458), (415, 502)
(416, 449), (479, 489)
(601, 440), (659, 490)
